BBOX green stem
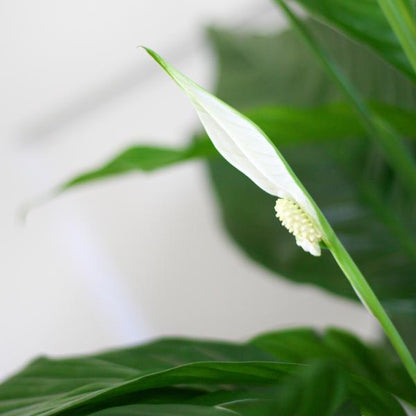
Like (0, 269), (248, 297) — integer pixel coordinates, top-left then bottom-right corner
(321, 218), (416, 386)
(275, 0), (416, 197)
(377, 0), (416, 76)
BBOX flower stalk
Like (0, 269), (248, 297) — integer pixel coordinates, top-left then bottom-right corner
(319, 213), (416, 386)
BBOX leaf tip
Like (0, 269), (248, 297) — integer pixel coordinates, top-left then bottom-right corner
(138, 45), (168, 70)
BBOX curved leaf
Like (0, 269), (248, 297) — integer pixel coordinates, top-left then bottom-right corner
(90, 404), (238, 416)
(61, 140), (214, 190)
(0, 329), (410, 416)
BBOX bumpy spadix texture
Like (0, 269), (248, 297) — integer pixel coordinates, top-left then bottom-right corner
(275, 198), (322, 256)
(143, 47), (325, 256)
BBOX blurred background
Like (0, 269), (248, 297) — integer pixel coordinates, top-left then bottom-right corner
(0, 0), (376, 381)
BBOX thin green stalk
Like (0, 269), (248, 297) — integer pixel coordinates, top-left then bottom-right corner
(274, 0), (416, 198)
(377, 0), (416, 76)
(319, 215), (416, 386)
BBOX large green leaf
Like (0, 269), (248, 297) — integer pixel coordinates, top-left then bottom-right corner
(191, 362), (349, 416)
(90, 404), (237, 416)
(289, 0), (416, 82)
(206, 24), (416, 324)
(0, 362), (296, 416)
(0, 329), (410, 415)
(89, 371), (345, 416)
(251, 328), (416, 405)
(0, 338), (290, 416)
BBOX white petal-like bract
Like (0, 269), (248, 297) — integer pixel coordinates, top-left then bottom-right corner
(143, 47), (323, 254)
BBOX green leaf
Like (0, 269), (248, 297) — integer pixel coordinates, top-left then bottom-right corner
(0, 337), (293, 416)
(279, 362), (347, 416)
(251, 328), (416, 405)
(290, 0), (416, 82)
(61, 139), (215, 190)
(207, 24), (416, 317)
(0, 329), (410, 416)
(214, 362), (348, 416)
(87, 366), (348, 416)
(246, 102), (416, 144)
(90, 404), (238, 416)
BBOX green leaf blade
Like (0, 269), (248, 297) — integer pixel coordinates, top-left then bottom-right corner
(0, 329), (411, 416)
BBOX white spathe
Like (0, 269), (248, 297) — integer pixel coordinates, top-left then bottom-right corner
(143, 47), (324, 255)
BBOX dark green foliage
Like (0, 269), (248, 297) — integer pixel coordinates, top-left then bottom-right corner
(290, 0), (416, 82)
(11, 1), (416, 414)
(0, 328), (412, 415)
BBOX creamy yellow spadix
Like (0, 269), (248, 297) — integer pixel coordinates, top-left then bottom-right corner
(142, 47), (324, 256)
(275, 198), (322, 256)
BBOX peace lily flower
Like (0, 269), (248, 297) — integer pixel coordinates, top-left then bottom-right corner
(142, 47), (325, 256)
(141, 47), (416, 385)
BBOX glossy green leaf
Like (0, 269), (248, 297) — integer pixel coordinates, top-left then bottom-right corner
(207, 24), (416, 323)
(289, 0), (416, 82)
(90, 404), (238, 416)
(0, 356), (296, 416)
(87, 367), (355, 416)
(251, 328), (416, 405)
(207, 362), (347, 416)
(0, 329), (410, 416)
(278, 362), (347, 416)
(0, 338), (277, 415)
(61, 139), (214, 190)
(89, 364), (348, 416)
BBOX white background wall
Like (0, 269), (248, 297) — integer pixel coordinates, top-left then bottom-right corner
(0, 0), (376, 381)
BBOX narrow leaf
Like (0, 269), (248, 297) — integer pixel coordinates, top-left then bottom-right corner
(62, 140), (214, 190)
(90, 404), (239, 416)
